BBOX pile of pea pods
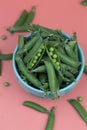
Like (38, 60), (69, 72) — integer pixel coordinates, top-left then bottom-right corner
(15, 28), (81, 99)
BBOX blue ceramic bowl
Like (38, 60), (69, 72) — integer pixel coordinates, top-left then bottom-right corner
(12, 33), (84, 98)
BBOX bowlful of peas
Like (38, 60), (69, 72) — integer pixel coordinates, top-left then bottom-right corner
(12, 28), (84, 99)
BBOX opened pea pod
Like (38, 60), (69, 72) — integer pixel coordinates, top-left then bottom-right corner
(27, 42), (46, 70)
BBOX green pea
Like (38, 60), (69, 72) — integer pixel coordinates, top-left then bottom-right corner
(56, 62), (60, 66)
(38, 49), (42, 53)
(33, 60), (37, 64)
(3, 82), (10, 87)
(46, 46), (61, 72)
(49, 47), (54, 52)
(77, 96), (83, 102)
(1, 35), (7, 40)
(37, 53), (41, 57)
(57, 66), (60, 70)
(31, 63), (34, 67)
(27, 42), (45, 70)
(41, 45), (45, 49)
(53, 54), (57, 58)
(49, 52), (53, 56)
(28, 66), (32, 69)
(52, 59), (56, 63)
(34, 56), (38, 60)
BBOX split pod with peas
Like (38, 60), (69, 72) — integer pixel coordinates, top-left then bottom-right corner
(27, 43), (46, 70)
(46, 45), (61, 71)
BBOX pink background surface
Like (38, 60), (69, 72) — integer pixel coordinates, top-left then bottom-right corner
(0, 0), (87, 130)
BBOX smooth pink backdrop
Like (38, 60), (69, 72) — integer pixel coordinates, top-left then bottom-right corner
(0, 0), (87, 130)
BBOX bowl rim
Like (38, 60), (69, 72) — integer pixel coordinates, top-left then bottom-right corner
(12, 32), (85, 94)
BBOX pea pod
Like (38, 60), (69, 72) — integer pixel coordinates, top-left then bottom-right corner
(73, 43), (79, 61)
(61, 63), (78, 75)
(57, 75), (63, 88)
(23, 33), (40, 52)
(68, 40), (77, 49)
(70, 32), (79, 61)
(31, 65), (46, 73)
(7, 25), (32, 33)
(18, 35), (24, 50)
(45, 107), (55, 130)
(44, 60), (59, 99)
(13, 10), (28, 27)
(56, 50), (80, 68)
(23, 36), (42, 63)
(23, 101), (49, 114)
(23, 6), (36, 26)
(57, 45), (66, 55)
(38, 73), (49, 92)
(0, 53), (13, 60)
(31, 24), (54, 34)
(64, 43), (77, 60)
(15, 54), (42, 89)
(71, 32), (77, 41)
(46, 41), (60, 48)
(46, 46), (71, 82)
(7, 7), (36, 33)
(46, 46), (61, 72)
(7, 22), (52, 34)
(27, 43), (46, 70)
(27, 24), (64, 41)
(17, 35), (25, 55)
(40, 32), (51, 39)
(38, 73), (47, 84)
(61, 68), (75, 79)
(55, 29), (66, 41)
(68, 99), (87, 123)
